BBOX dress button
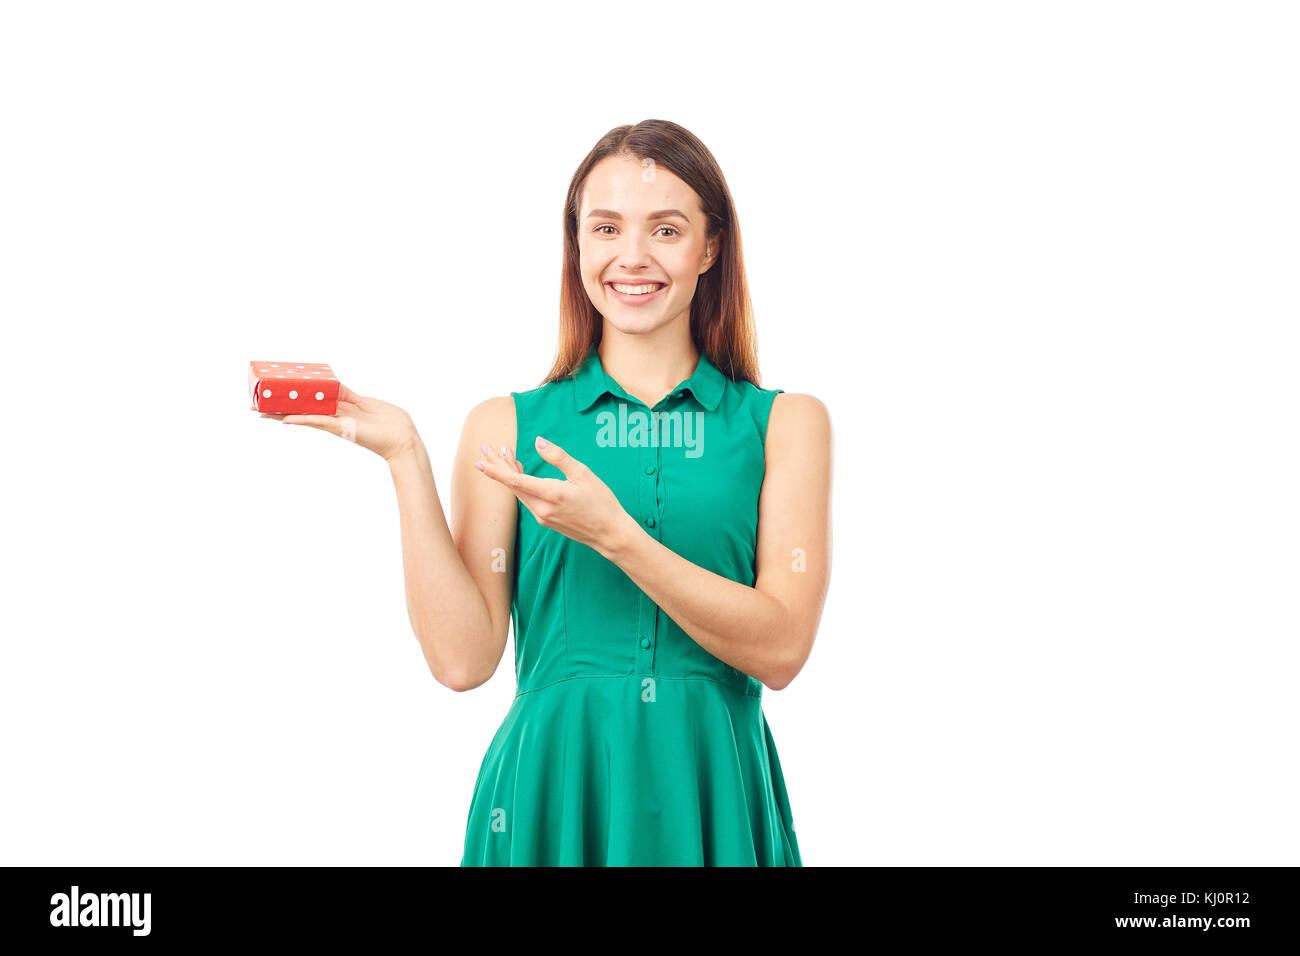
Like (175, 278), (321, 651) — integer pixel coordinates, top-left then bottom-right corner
(644, 464), (656, 475)
(644, 516), (656, 528)
(640, 637), (651, 649)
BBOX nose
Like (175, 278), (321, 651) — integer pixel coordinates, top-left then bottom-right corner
(613, 231), (654, 266)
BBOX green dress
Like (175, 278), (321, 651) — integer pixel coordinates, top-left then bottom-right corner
(460, 342), (802, 866)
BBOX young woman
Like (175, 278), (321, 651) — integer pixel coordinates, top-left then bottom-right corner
(264, 120), (833, 866)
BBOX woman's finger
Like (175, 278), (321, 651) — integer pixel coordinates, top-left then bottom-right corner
(532, 436), (585, 479)
(476, 461), (562, 501)
(338, 383), (364, 405)
(478, 443), (524, 475)
(283, 414), (358, 442)
(264, 401), (355, 419)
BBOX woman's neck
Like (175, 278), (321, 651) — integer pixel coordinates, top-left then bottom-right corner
(597, 328), (700, 409)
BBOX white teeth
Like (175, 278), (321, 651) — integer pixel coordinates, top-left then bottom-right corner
(611, 283), (663, 295)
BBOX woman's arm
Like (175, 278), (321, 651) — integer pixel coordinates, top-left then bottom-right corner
(388, 396), (518, 691)
(599, 393), (832, 689)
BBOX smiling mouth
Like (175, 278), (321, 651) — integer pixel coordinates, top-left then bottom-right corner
(607, 281), (665, 295)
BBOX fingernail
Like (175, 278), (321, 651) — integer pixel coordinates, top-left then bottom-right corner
(536, 436), (548, 449)
(474, 461), (485, 471)
(480, 444), (489, 455)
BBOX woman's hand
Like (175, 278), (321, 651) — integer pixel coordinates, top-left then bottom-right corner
(475, 436), (638, 557)
(261, 383), (419, 462)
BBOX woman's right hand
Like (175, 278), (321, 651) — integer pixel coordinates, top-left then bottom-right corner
(261, 383), (419, 462)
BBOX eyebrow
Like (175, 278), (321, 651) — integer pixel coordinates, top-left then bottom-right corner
(585, 208), (692, 222)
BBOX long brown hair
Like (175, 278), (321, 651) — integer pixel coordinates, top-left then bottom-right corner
(541, 119), (763, 388)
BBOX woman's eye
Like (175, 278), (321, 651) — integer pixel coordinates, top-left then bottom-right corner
(593, 224), (679, 237)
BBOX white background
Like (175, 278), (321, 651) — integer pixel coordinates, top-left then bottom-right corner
(2, 1), (1296, 866)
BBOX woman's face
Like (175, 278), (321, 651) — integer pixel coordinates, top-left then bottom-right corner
(577, 154), (715, 339)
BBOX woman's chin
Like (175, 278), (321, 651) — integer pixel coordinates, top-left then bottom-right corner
(602, 314), (671, 336)
(599, 301), (693, 336)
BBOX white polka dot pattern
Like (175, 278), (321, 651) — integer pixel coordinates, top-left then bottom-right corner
(248, 360), (340, 415)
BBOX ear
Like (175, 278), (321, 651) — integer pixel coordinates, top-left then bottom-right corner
(700, 231), (722, 275)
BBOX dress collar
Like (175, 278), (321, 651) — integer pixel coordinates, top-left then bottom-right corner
(572, 342), (726, 412)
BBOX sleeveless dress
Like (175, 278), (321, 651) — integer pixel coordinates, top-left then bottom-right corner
(460, 342), (802, 866)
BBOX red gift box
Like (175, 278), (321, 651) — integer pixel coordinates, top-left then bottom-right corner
(248, 361), (340, 415)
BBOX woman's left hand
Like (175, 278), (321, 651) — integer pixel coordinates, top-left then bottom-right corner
(475, 436), (636, 557)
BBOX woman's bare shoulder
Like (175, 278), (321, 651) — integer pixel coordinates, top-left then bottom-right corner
(770, 392), (830, 432)
(460, 395), (518, 445)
